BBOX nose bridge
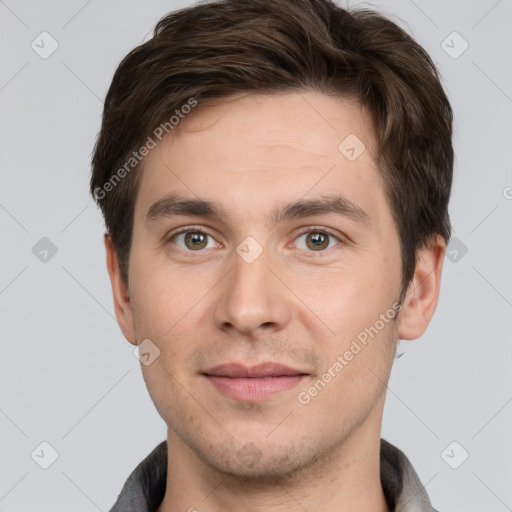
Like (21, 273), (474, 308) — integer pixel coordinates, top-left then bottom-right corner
(213, 237), (290, 335)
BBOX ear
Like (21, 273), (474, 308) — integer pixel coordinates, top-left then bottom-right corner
(104, 235), (137, 345)
(397, 235), (446, 340)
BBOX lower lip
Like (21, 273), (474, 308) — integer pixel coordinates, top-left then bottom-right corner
(205, 375), (306, 401)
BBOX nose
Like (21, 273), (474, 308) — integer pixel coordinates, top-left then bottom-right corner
(213, 242), (291, 337)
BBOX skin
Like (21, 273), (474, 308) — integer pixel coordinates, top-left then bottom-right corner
(105, 91), (445, 512)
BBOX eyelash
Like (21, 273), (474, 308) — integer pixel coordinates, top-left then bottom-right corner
(166, 226), (343, 254)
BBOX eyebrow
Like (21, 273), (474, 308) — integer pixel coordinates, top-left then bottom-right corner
(145, 193), (370, 227)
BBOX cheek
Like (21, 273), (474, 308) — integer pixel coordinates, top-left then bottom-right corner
(297, 317), (397, 431)
(129, 266), (205, 379)
(290, 261), (400, 409)
(128, 250), (193, 337)
(289, 256), (399, 338)
(140, 359), (194, 430)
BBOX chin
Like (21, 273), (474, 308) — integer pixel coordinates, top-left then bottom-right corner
(191, 437), (324, 483)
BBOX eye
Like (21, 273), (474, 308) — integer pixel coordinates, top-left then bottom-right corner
(167, 228), (342, 253)
(293, 230), (342, 252)
(169, 229), (220, 251)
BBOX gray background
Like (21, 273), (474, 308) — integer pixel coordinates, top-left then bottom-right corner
(1, 0), (511, 510)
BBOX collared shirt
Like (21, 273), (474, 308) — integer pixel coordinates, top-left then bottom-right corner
(109, 439), (439, 511)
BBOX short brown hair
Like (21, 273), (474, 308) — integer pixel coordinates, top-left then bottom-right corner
(91, 0), (453, 295)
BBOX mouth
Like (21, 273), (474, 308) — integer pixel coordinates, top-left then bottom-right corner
(202, 362), (309, 401)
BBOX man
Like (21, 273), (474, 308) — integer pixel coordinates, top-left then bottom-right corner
(91, 0), (452, 510)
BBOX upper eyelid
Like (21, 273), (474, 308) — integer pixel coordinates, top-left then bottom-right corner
(294, 226), (342, 239)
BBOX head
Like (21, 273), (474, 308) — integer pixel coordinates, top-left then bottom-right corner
(91, 0), (452, 481)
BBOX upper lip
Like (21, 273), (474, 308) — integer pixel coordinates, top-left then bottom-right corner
(203, 362), (308, 378)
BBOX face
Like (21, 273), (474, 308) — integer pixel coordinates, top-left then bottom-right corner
(107, 91), (442, 480)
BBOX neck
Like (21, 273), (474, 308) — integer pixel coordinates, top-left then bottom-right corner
(157, 418), (390, 512)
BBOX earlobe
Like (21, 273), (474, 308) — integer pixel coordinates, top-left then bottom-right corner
(104, 235), (138, 344)
(397, 235), (446, 340)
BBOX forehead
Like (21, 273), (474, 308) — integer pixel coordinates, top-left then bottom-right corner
(173, 91), (376, 166)
(134, 91), (388, 227)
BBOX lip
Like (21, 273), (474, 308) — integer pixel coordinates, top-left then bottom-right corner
(205, 362), (306, 378)
(203, 362), (309, 401)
